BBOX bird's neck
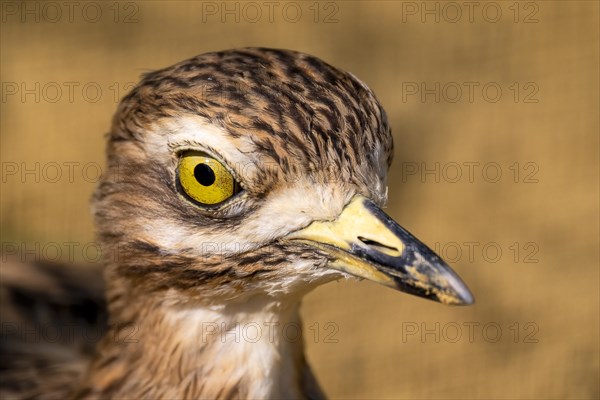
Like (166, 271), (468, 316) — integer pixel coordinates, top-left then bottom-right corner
(77, 294), (324, 399)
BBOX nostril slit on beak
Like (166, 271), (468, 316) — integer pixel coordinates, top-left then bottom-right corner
(358, 236), (401, 256)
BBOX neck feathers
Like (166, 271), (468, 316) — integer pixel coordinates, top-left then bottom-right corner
(75, 295), (325, 399)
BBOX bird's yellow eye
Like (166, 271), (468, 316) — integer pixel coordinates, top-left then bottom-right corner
(178, 152), (241, 206)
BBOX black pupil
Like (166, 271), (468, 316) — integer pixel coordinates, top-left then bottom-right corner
(194, 163), (216, 186)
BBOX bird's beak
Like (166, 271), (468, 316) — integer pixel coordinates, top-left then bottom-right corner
(286, 195), (474, 305)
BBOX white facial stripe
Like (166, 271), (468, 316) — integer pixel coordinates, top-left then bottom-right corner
(140, 182), (353, 257)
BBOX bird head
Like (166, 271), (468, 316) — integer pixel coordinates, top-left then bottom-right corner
(92, 48), (473, 311)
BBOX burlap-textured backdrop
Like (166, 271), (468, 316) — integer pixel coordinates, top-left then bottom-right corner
(1, 1), (598, 398)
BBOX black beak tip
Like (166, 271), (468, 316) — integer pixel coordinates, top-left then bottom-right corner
(392, 266), (476, 306)
(442, 269), (475, 306)
(437, 269), (475, 306)
(453, 286), (475, 306)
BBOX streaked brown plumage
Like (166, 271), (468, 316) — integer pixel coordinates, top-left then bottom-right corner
(1, 48), (473, 399)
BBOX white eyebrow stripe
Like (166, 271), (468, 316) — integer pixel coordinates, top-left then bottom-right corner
(145, 116), (260, 181)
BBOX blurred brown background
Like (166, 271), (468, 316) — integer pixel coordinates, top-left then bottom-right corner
(1, 1), (598, 398)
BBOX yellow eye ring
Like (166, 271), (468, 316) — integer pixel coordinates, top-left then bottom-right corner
(178, 151), (240, 206)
